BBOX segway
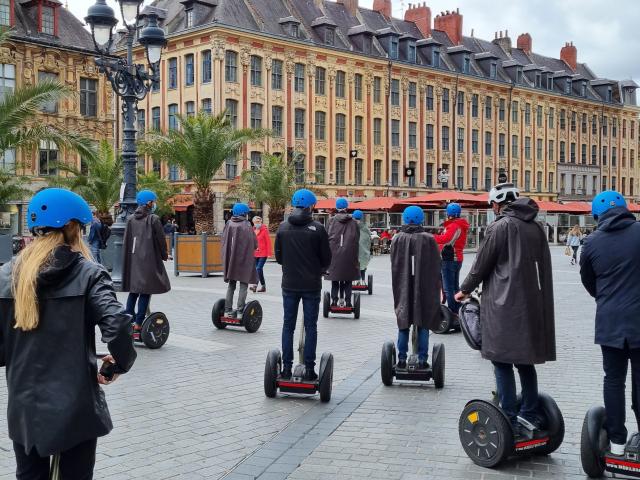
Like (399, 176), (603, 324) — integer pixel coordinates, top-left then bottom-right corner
(581, 405), (640, 478)
(433, 303), (461, 334)
(322, 291), (361, 319)
(211, 298), (262, 333)
(132, 304), (170, 349)
(380, 325), (445, 388)
(264, 321), (334, 402)
(352, 274), (373, 295)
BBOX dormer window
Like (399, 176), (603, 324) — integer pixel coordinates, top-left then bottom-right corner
(516, 67), (523, 84)
(565, 78), (572, 94)
(535, 72), (542, 88)
(607, 86), (613, 102)
(390, 37), (399, 60)
(408, 43), (416, 63)
(463, 55), (471, 74)
(363, 36), (371, 55)
(0, 0), (11, 27)
(42, 5), (55, 35)
(325, 27), (334, 46)
(581, 81), (587, 97)
(291, 23), (299, 38)
(547, 76), (553, 91)
(186, 8), (193, 28)
(490, 61), (497, 79)
(432, 49), (440, 68)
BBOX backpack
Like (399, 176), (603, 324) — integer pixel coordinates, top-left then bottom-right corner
(99, 224), (111, 250)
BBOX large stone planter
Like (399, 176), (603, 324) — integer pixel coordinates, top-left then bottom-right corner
(174, 233), (223, 278)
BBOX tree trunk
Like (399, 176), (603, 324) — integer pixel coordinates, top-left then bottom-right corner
(194, 198), (214, 234)
(268, 207), (284, 232)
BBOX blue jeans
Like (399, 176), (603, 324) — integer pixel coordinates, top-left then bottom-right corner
(90, 244), (102, 264)
(397, 327), (429, 362)
(126, 293), (151, 326)
(255, 257), (267, 286)
(492, 362), (539, 426)
(442, 260), (462, 313)
(282, 290), (320, 369)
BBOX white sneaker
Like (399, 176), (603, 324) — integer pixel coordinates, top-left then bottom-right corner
(610, 442), (626, 456)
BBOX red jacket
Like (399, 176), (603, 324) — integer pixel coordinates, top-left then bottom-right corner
(254, 225), (273, 258)
(434, 218), (470, 262)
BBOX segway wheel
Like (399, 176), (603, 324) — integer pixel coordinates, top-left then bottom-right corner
(319, 352), (334, 403)
(367, 274), (373, 295)
(459, 400), (513, 468)
(432, 343), (445, 389)
(434, 304), (452, 334)
(323, 292), (330, 318)
(243, 300), (263, 333)
(580, 406), (607, 478)
(264, 350), (281, 398)
(534, 392), (565, 456)
(381, 341), (395, 386)
(354, 293), (361, 319)
(140, 312), (170, 349)
(211, 298), (226, 329)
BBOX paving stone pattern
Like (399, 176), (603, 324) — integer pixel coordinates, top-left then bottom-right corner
(0, 247), (630, 479)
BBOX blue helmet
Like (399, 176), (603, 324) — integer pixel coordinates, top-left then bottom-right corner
(27, 188), (92, 233)
(291, 189), (317, 208)
(592, 190), (627, 218)
(402, 206), (424, 225)
(352, 210), (363, 220)
(336, 197), (349, 210)
(232, 203), (250, 217)
(137, 190), (157, 206)
(446, 202), (462, 218)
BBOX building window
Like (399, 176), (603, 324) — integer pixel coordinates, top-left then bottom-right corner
(355, 116), (364, 145)
(291, 23), (299, 38)
(549, 172), (554, 192)
(225, 155), (237, 180)
(462, 55), (471, 74)
(612, 176), (617, 191)
(612, 147), (617, 167)
(457, 91), (465, 116)
(355, 158), (364, 185)
(498, 98), (505, 121)
(571, 111), (577, 132)
(185, 54), (194, 86)
(152, 107), (160, 130)
(39, 140), (57, 176)
(499, 133), (505, 157)
(39, 71), (58, 112)
(201, 98), (212, 115)
(0, 149), (15, 173)
(581, 144), (587, 164)
(373, 77), (382, 104)
(632, 149), (636, 169)
(603, 117), (608, 136)
(186, 8), (193, 28)
(548, 140), (555, 161)
(225, 51), (237, 82)
(374, 159), (382, 186)
(315, 156), (326, 184)
(41, 6), (54, 35)
(168, 104), (179, 130)
(485, 132), (492, 156)
(511, 100), (519, 123)
(335, 113), (346, 143)
(485, 96), (492, 119)
(612, 118), (618, 137)
(549, 107), (555, 128)
(426, 124), (434, 150)
(408, 82), (417, 108)
(547, 75), (554, 91)
(354, 74), (363, 101)
(80, 78), (97, 117)
(185, 101), (195, 118)
(490, 61), (497, 79)
(537, 171), (543, 192)
(167, 58), (178, 88)
(525, 136), (531, 160)
(607, 87), (613, 102)
(537, 138), (543, 161)
(0, 0), (10, 27)
(390, 79), (400, 106)
(390, 38), (399, 59)
(582, 113), (588, 134)
(294, 63), (305, 93)
(471, 94), (478, 118)
(471, 167), (479, 190)
(535, 72), (542, 88)
(512, 135), (519, 158)
(272, 59), (283, 90)
(250, 55), (262, 87)
(391, 119), (400, 147)
(325, 27), (335, 46)
(374, 118), (382, 145)
(536, 105), (543, 127)
(432, 49), (440, 68)
(315, 67), (325, 95)
(457, 127), (465, 152)
(592, 115), (598, 135)
(484, 167), (492, 191)
(0, 63), (15, 98)
(591, 145), (597, 165)
(225, 99), (237, 128)
(472, 129), (479, 154)
(565, 78), (572, 94)
(336, 157), (346, 185)
(408, 43), (417, 63)
(560, 109), (566, 130)
(516, 68), (523, 84)
(524, 103), (531, 125)
(249, 151), (261, 171)
(272, 106), (283, 137)
(406, 161), (416, 187)
(442, 126), (450, 151)
(442, 88), (450, 113)
(456, 166), (464, 190)
(602, 146), (608, 165)
(426, 85), (434, 110)
(391, 160), (399, 186)
(335, 70), (346, 98)
(295, 108), (305, 138)
(250, 103), (262, 129)
(511, 169), (518, 188)
(200, 50), (212, 83)
(315, 111), (326, 141)
(408, 122), (417, 149)
(525, 170), (531, 192)
(602, 177), (607, 191)
(559, 141), (566, 163)
(426, 163), (434, 187)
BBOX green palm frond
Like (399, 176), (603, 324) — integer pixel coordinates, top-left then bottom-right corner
(0, 168), (30, 206)
(137, 170), (180, 217)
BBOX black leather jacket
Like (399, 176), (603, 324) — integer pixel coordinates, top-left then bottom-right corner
(0, 246), (136, 456)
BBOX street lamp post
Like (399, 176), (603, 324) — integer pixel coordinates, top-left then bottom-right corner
(85, 0), (166, 289)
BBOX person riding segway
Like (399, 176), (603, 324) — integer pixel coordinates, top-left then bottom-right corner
(455, 183), (562, 468)
(351, 210), (373, 295)
(578, 191), (640, 477)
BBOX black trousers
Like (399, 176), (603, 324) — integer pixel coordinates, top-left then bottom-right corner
(331, 281), (352, 304)
(14, 438), (97, 480)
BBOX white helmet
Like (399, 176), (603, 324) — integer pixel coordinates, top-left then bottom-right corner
(488, 182), (520, 205)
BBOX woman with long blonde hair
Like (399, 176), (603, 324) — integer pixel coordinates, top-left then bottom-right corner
(0, 188), (136, 479)
(566, 224), (583, 265)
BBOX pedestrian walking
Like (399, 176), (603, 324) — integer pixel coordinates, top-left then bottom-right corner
(251, 216), (272, 293)
(566, 225), (583, 265)
(275, 189), (331, 380)
(122, 190), (171, 341)
(222, 203), (258, 317)
(0, 188), (136, 480)
(326, 198), (360, 307)
(352, 210), (371, 285)
(163, 218), (177, 260)
(579, 191), (640, 456)
(88, 210), (103, 264)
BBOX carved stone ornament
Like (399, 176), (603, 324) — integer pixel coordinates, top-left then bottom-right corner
(315, 141), (328, 152)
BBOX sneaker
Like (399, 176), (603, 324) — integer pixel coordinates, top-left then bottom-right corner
(228, 310), (238, 318)
(257, 286), (266, 293)
(132, 324), (141, 341)
(223, 309), (233, 318)
(234, 308), (244, 319)
(281, 366), (292, 379)
(610, 442), (626, 456)
(331, 300), (338, 307)
(250, 285), (257, 293)
(346, 303), (353, 309)
(512, 423), (528, 442)
(304, 368), (318, 382)
(418, 360), (430, 370)
(396, 360), (407, 369)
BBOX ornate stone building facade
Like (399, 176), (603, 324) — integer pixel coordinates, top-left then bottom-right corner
(135, 0), (639, 203)
(0, 0), (114, 235)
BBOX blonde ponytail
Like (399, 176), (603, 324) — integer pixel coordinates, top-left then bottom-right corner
(12, 222), (93, 331)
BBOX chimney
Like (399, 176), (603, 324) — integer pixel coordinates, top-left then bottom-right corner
(434, 7), (463, 45)
(373, 0), (392, 18)
(517, 33), (532, 55)
(560, 41), (577, 71)
(492, 30), (511, 54)
(404, 2), (431, 37)
(337, 0), (359, 17)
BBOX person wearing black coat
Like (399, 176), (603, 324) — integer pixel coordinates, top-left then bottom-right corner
(580, 191), (640, 456)
(0, 188), (136, 480)
(275, 189), (331, 380)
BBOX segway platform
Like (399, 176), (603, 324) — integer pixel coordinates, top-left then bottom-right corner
(264, 350), (333, 402)
(322, 292), (361, 319)
(133, 312), (170, 349)
(581, 405), (640, 478)
(211, 299), (263, 333)
(352, 274), (373, 295)
(459, 392), (565, 468)
(380, 340), (445, 388)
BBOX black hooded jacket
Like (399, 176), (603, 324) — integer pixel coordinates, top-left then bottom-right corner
(580, 207), (640, 348)
(275, 208), (332, 292)
(0, 246), (136, 455)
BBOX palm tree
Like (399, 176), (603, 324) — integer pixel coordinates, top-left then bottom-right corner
(232, 153), (325, 230)
(139, 111), (268, 233)
(0, 169), (29, 207)
(137, 170), (180, 218)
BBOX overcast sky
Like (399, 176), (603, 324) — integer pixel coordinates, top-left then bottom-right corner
(69, 0), (638, 81)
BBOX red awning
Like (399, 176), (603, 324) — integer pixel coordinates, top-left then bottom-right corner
(399, 191), (488, 207)
(561, 202), (592, 213)
(351, 197), (403, 211)
(628, 203), (640, 213)
(314, 198), (336, 210)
